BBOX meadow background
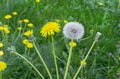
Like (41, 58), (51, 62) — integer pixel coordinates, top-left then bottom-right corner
(0, 0), (120, 79)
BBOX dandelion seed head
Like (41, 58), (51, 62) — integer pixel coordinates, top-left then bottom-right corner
(63, 22), (84, 40)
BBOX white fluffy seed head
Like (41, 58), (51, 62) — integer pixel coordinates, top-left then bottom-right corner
(63, 22), (84, 40)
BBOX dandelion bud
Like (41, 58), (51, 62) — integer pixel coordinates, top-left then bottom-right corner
(95, 32), (101, 41)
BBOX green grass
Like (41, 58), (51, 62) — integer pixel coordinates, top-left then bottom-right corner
(0, 0), (120, 79)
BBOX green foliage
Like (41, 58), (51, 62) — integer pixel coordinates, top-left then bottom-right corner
(0, 0), (120, 79)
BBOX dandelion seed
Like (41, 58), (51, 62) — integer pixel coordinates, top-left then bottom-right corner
(69, 41), (77, 47)
(0, 51), (4, 56)
(63, 22), (84, 40)
(4, 15), (12, 19)
(0, 43), (3, 48)
(12, 11), (17, 15)
(0, 61), (7, 71)
(40, 22), (60, 37)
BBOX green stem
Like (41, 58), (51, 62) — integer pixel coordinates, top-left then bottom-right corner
(0, 71), (2, 79)
(73, 40), (96, 79)
(13, 52), (44, 79)
(51, 36), (59, 79)
(64, 40), (73, 79)
(33, 42), (53, 79)
(84, 41), (96, 61)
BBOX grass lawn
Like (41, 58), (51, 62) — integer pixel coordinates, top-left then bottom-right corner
(0, 0), (120, 79)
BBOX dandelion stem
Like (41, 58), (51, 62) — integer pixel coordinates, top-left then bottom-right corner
(51, 36), (59, 79)
(73, 40), (96, 79)
(64, 40), (73, 79)
(33, 42), (53, 79)
(0, 71), (2, 79)
(13, 52), (44, 79)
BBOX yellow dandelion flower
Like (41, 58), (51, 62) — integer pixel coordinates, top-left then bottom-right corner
(24, 30), (33, 37)
(18, 20), (23, 23)
(0, 51), (4, 56)
(64, 20), (68, 24)
(26, 42), (33, 48)
(17, 27), (22, 31)
(0, 61), (7, 71)
(3, 25), (8, 27)
(0, 43), (3, 48)
(23, 39), (29, 45)
(69, 41), (77, 47)
(98, 2), (103, 6)
(27, 23), (33, 27)
(55, 19), (60, 23)
(0, 26), (4, 30)
(36, 0), (41, 3)
(40, 22), (60, 37)
(80, 60), (87, 66)
(4, 15), (12, 19)
(3, 27), (10, 34)
(12, 11), (17, 15)
(90, 29), (94, 34)
(23, 19), (29, 23)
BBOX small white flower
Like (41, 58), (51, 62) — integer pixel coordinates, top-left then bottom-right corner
(63, 22), (84, 40)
